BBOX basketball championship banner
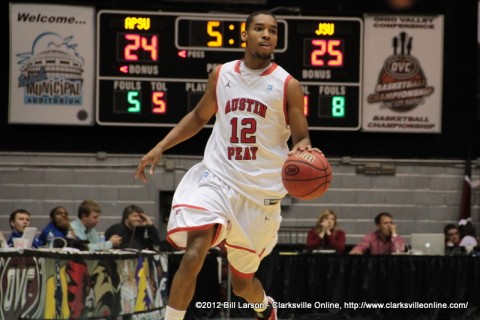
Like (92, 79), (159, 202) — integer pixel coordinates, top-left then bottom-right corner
(362, 14), (444, 133)
(9, 4), (95, 125)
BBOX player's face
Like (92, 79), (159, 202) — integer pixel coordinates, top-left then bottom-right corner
(11, 213), (30, 232)
(243, 14), (278, 61)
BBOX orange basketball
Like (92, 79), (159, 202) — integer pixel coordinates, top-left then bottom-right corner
(281, 151), (332, 200)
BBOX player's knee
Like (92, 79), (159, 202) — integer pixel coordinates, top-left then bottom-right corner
(180, 250), (206, 275)
(231, 277), (252, 297)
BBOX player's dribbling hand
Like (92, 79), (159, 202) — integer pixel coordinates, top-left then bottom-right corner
(135, 146), (163, 183)
(289, 144), (323, 155)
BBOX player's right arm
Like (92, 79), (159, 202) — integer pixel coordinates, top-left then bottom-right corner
(135, 66), (220, 183)
(286, 77), (322, 155)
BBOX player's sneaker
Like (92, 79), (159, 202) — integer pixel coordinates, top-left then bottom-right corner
(255, 296), (277, 320)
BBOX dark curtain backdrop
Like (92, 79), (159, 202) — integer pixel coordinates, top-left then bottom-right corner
(169, 252), (480, 320)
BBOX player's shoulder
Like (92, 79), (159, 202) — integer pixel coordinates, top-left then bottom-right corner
(217, 60), (239, 73)
(209, 60), (237, 79)
(268, 63), (293, 81)
(272, 62), (290, 73)
(223, 59), (238, 67)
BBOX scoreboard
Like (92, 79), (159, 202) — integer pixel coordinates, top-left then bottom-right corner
(96, 11), (363, 130)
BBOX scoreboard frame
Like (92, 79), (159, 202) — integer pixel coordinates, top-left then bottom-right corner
(96, 10), (363, 130)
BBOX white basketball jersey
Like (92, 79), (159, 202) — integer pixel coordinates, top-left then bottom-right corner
(203, 60), (292, 205)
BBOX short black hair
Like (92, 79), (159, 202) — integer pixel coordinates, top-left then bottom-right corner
(49, 206), (68, 220)
(245, 11), (277, 30)
(444, 223), (458, 236)
(374, 212), (392, 225)
(122, 205), (144, 223)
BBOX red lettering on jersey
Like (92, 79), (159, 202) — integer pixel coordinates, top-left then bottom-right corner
(248, 147), (258, 160)
(253, 101), (267, 118)
(228, 147), (234, 159)
(235, 147), (242, 160)
(225, 100), (231, 114)
(227, 146), (258, 160)
(246, 99), (255, 112)
(239, 98), (246, 111)
(223, 98), (267, 118)
(231, 98), (239, 111)
(243, 147), (252, 160)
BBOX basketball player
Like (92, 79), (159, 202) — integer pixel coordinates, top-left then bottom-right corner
(136, 11), (319, 320)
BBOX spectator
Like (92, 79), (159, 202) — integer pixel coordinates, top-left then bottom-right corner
(70, 200), (122, 251)
(104, 205), (161, 250)
(349, 212), (405, 255)
(37, 206), (72, 247)
(444, 223), (460, 247)
(0, 231), (6, 249)
(306, 209), (346, 254)
(458, 218), (478, 248)
(7, 209), (40, 248)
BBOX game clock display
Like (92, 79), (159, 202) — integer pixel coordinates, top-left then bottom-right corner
(96, 11), (362, 130)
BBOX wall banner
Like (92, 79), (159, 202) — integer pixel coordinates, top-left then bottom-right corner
(9, 3), (95, 125)
(362, 14), (444, 133)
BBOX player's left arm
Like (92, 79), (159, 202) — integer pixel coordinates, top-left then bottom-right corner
(286, 77), (322, 155)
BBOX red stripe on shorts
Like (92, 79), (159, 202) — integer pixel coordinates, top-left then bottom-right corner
(172, 204), (209, 211)
(229, 263), (254, 279)
(258, 247), (266, 258)
(167, 223), (222, 249)
(224, 242), (257, 254)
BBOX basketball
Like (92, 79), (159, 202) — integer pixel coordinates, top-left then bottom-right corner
(281, 151), (332, 200)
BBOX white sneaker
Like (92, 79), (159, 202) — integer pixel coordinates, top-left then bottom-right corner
(255, 296), (277, 320)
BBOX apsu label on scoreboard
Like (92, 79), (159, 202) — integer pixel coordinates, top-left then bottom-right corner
(362, 14), (443, 133)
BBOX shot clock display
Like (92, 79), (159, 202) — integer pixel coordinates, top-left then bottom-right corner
(96, 11), (362, 130)
(175, 17), (287, 51)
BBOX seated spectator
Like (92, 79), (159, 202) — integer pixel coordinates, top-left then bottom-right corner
(37, 206), (73, 247)
(7, 209), (40, 248)
(0, 231), (6, 248)
(444, 223), (460, 248)
(458, 218), (478, 248)
(306, 209), (346, 254)
(104, 205), (161, 250)
(349, 212), (405, 255)
(70, 200), (122, 251)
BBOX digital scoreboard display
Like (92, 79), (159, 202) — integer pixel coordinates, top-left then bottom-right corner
(96, 11), (363, 130)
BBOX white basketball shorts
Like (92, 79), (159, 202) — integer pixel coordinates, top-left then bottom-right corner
(167, 162), (282, 278)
